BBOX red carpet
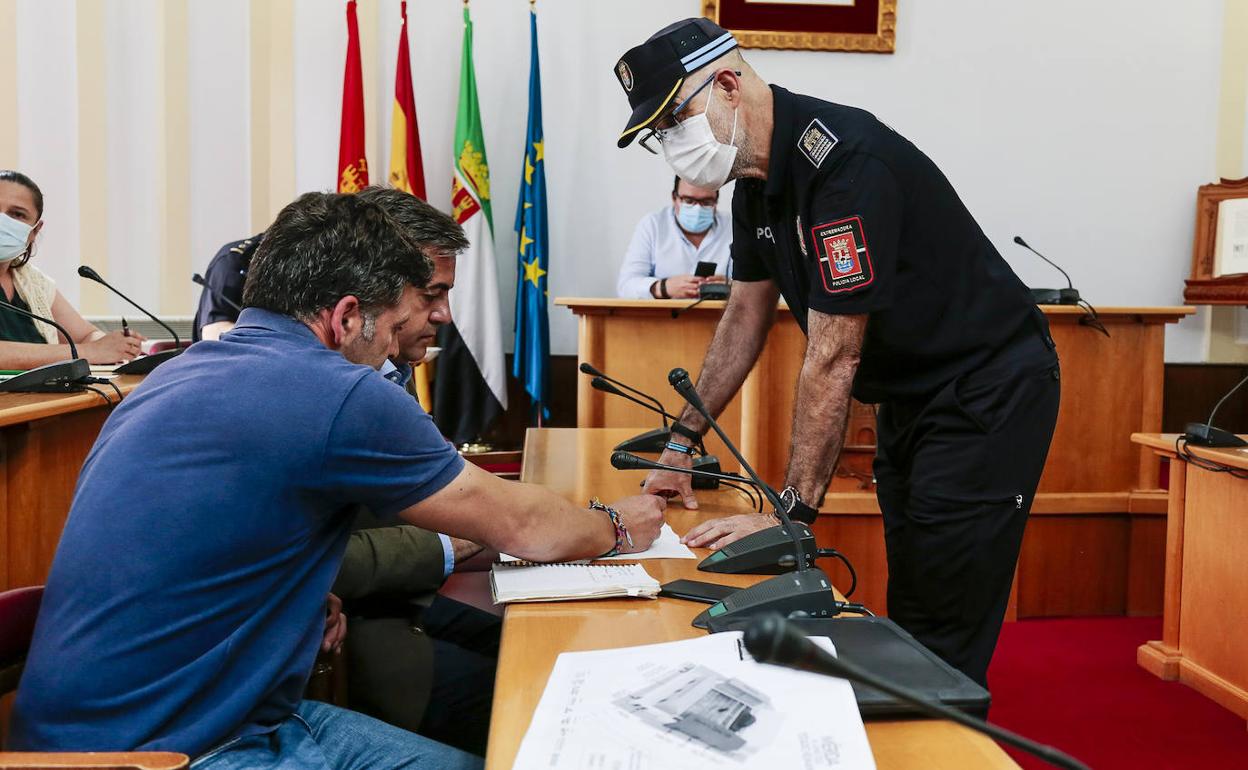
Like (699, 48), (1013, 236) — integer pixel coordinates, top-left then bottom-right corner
(987, 617), (1248, 769)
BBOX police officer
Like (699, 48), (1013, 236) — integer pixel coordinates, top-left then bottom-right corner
(615, 18), (1060, 686)
(192, 233), (262, 341)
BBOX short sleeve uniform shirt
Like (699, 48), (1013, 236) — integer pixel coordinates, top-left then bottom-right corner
(731, 86), (1041, 403)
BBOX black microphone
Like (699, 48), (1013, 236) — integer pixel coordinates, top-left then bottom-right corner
(1183, 372), (1248, 448)
(1013, 235), (1080, 306)
(744, 615), (1091, 770)
(613, 450), (821, 575)
(0, 298), (90, 392)
(79, 265), (183, 374)
(592, 378), (682, 426)
(192, 272), (242, 314)
(667, 367), (845, 627)
(579, 363), (669, 427)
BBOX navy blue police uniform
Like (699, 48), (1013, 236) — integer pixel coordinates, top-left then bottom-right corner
(192, 234), (262, 342)
(730, 85), (1061, 686)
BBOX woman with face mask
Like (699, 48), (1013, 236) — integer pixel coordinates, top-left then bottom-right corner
(615, 175), (732, 299)
(0, 171), (143, 369)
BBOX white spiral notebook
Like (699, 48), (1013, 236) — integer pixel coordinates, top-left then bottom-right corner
(490, 562), (661, 604)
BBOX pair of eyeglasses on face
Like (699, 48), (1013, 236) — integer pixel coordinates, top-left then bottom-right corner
(638, 69), (741, 155)
(675, 195), (717, 207)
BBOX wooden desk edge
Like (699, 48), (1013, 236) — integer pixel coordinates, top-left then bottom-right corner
(0, 376), (144, 428)
(1131, 432), (1248, 472)
(556, 297), (1195, 323)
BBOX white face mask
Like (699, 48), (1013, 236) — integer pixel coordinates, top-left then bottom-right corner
(0, 213), (33, 263)
(659, 89), (739, 190)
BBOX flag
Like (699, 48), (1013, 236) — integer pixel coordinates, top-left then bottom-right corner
(387, 0), (432, 411)
(337, 0), (368, 193)
(433, 3), (507, 445)
(512, 6), (550, 420)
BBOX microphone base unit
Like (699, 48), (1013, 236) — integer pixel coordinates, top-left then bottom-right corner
(613, 427), (670, 454)
(691, 568), (839, 630)
(698, 283), (729, 301)
(698, 524), (816, 574)
(1030, 287), (1080, 305)
(1183, 421), (1247, 448)
(0, 359), (91, 393)
(690, 454), (721, 489)
(112, 348), (182, 375)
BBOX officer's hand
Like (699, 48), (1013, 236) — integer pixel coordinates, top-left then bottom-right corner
(80, 330), (143, 364)
(681, 513), (778, 550)
(642, 447), (699, 509)
(665, 274), (705, 299)
(608, 494), (667, 553)
(321, 592), (347, 654)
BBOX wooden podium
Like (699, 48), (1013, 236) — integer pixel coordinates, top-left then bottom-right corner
(1132, 434), (1248, 725)
(558, 297), (1193, 617)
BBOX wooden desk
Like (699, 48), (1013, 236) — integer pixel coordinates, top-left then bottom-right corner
(559, 298), (1192, 618)
(485, 427), (1018, 770)
(1132, 433), (1248, 724)
(0, 376), (145, 591)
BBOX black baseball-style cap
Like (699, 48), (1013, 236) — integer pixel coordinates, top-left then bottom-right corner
(613, 18), (738, 148)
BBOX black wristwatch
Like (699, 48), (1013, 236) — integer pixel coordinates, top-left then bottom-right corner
(779, 486), (818, 525)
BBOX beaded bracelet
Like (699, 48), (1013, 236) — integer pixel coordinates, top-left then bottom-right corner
(589, 497), (633, 558)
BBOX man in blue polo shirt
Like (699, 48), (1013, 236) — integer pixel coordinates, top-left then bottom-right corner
(10, 191), (665, 768)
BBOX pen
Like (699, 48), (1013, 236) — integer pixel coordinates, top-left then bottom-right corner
(122, 317), (130, 338)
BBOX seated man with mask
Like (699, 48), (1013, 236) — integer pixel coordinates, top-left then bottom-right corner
(616, 175), (730, 299)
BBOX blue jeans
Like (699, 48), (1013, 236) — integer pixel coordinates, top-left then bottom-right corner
(190, 700), (482, 770)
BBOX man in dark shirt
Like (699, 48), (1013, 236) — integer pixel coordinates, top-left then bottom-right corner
(613, 19), (1060, 686)
(10, 190), (665, 767)
(192, 233), (262, 342)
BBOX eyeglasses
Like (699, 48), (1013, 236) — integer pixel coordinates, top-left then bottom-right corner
(675, 195), (717, 207)
(637, 70), (740, 155)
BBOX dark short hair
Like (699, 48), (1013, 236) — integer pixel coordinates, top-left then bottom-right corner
(671, 175), (718, 200)
(0, 170), (44, 268)
(355, 186), (468, 258)
(0, 170), (44, 218)
(242, 191), (440, 321)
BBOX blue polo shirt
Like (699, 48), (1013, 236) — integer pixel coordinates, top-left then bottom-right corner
(9, 308), (464, 756)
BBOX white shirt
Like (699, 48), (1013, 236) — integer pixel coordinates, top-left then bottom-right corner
(616, 205), (732, 299)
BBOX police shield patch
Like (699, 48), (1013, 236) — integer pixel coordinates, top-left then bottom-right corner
(811, 216), (873, 293)
(797, 118), (838, 168)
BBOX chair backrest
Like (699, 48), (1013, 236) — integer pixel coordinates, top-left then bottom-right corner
(0, 586), (44, 695)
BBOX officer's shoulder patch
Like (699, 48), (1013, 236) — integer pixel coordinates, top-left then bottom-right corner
(797, 118), (838, 169)
(810, 216), (873, 294)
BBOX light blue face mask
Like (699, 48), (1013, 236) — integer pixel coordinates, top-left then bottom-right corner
(0, 213), (34, 263)
(677, 201), (715, 234)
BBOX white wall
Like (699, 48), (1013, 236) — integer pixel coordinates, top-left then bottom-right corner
(4, 0), (1228, 362)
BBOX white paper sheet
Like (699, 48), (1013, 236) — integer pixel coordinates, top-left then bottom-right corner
(500, 523), (695, 563)
(512, 631), (876, 770)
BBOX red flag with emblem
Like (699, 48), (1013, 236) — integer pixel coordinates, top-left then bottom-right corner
(337, 0), (368, 193)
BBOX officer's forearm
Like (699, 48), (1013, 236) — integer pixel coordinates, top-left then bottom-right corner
(785, 311), (867, 504)
(676, 280), (780, 435)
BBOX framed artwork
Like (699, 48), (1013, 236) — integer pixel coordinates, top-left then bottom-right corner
(703, 0), (896, 53)
(1185, 176), (1248, 305)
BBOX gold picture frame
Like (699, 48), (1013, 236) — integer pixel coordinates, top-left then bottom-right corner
(703, 0), (897, 54)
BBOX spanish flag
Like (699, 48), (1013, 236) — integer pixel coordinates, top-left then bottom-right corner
(388, 0), (432, 411)
(337, 0), (368, 193)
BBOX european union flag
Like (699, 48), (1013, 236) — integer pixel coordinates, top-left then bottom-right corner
(513, 6), (550, 420)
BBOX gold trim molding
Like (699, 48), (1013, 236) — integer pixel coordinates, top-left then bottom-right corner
(703, 0), (896, 54)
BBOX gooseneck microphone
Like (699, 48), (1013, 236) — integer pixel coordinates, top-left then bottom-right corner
(1183, 371), (1248, 448)
(79, 265), (182, 374)
(667, 368), (845, 627)
(1013, 235), (1080, 306)
(192, 273), (242, 313)
(744, 615), (1091, 770)
(0, 298), (91, 392)
(592, 378), (681, 426)
(580, 362), (668, 426)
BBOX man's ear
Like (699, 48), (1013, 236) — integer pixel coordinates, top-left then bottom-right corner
(327, 295), (363, 347)
(715, 69), (742, 107)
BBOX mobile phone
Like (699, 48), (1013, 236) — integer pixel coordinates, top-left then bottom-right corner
(659, 579), (737, 604)
(694, 261), (717, 278)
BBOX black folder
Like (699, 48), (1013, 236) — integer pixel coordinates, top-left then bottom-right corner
(710, 615), (992, 719)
